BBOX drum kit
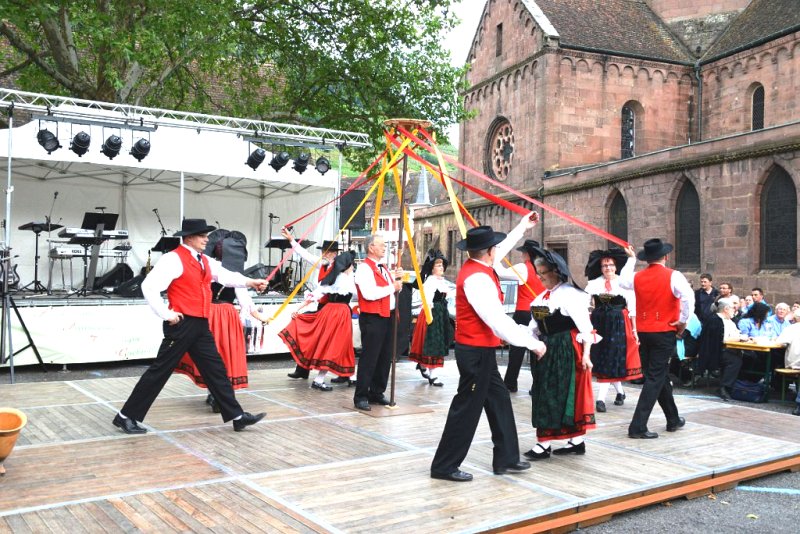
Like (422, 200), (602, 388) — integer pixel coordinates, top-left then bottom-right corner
(264, 236), (315, 293)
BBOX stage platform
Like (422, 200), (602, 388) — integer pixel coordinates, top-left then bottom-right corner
(1, 363), (799, 533)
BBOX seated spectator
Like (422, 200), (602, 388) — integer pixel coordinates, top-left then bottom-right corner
(738, 302), (771, 339)
(767, 303), (792, 338)
(751, 287), (773, 315)
(697, 299), (743, 401)
(729, 295), (743, 326)
(789, 301), (800, 323)
(741, 295), (753, 315)
(776, 321), (800, 415)
(669, 312), (702, 386)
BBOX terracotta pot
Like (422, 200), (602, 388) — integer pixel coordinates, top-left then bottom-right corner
(0, 408), (27, 476)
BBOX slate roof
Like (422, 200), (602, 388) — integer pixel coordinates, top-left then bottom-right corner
(702, 0), (800, 61)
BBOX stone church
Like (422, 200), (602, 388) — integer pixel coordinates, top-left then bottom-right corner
(415, 0), (800, 302)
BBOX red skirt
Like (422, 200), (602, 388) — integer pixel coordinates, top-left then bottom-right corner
(278, 302), (355, 377)
(174, 302), (249, 389)
(409, 317), (444, 369)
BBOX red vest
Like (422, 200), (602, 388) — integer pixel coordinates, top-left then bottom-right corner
(634, 263), (680, 332)
(516, 260), (545, 311)
(356, 257), (391, 317)
(167, 246), (213, 318)
(455, 259), (504, 347)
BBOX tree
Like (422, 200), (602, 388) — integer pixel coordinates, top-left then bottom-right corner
(1, 0), (467, 165)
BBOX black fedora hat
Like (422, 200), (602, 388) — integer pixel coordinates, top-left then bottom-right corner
(516, 239), (545, 259)
(317, 240), (340, 252)
(456, 226), (506, 251)
(585, 248), (628, 280)
(637, 238), (674, 261)
(174, 218), (216, 237)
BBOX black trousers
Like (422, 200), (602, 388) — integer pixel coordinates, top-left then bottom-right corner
(720, 348), (743, 389)
(121, 316), (243, 422)
(431, 343), (520, 474)
(628, 331), (680, 434)
(354, 312), (394, 403)
(503, 310), (532, 390)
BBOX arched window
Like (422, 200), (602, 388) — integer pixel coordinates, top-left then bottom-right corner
(752, 84), (765, 130)
(675, 181), (700, 268)
(621, 105), (635, 159)
(761, 166), (797, 268)
(608, 191), (628, 247)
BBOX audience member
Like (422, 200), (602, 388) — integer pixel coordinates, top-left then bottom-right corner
(767, 303), (792, 337)
(717, 282), (734, 301)
(694, 273), (720, 323)
(697, 299), (743, 401)
(751, 288), (772, 314)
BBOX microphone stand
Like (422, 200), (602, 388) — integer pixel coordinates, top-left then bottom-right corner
(153, 208), (167, 236)
(46, 191), (58, 241)
(267, 212), (280, 268)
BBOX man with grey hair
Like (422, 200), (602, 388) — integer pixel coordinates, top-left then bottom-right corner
(698, 298), (743, 401)
(767, 302), (792, 337)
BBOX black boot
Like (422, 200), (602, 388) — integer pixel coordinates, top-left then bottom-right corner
(287, 365), (309, 379)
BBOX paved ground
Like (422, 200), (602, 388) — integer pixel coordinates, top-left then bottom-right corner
(3, 351), (798, 533)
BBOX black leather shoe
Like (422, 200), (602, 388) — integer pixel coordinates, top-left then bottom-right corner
(717, 388), (731, 401)
(311, 381), (333, 391)
(553, 440), (586, 455)
(354, 400), (371, 411)
(113, 414), (147, 434)
(330, 376), (348, 383)
(792, 406), (800, 416)
(209, 396), (221, 413)
(494, 460), (531, 475)
(666, 417), (686, 432)
(369, 396), (390, 406)
(628, 430), (659, 439)
(595, 400), (607, 413)
(233, 412), (266, 432)
(348, 379), (356, 387)
(505, 383), (518, 393)
(523, 445), (551, 461)
(431, 469), (473, 482)
(614, 393), (626, 406)
(287, 370), (309, 379)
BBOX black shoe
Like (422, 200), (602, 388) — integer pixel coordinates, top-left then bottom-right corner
(614, 393), (626, 406)
(523, 445), (551, 461)
(628, 430), (659, 439)
(595, 400), (607, 413)
(205, 393), (214, 406)
(113, 414), (147, 434)
(792, 406), (800, 416)
(330, 376), (348, 383)
(666, 417), (686, 432)
(717, 387), (731, 401)
(233, 412), (266, 432)
(287, 371), (309, 379)
(494, 460), (531, 475)
(416, 363), (431, 380)
(348, 379), (356, 387)
(552, 440), (586, 455)
(209, 395), (221, 413)
(505, 382), (518, 393)
(354, 400), (371, 411)
(431, 469), (473, 482)
(428, 376), (444, 387)
(311, 381), (333, 392)
(369, 396), (390, 406)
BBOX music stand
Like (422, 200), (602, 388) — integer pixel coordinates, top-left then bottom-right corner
(80, 212), (118, 231)
(18, 222), (63, 293)
(151, 236), (180, 253)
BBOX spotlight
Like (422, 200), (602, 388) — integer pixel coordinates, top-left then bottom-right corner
(101, 135), (122, 159)
(130, 138), (151, 161)
(315, 156), (331, 175)
(37, 129), (61, 154)
(293, 152), (310, 174)
(269, 151), (290, 172)
(69, 131), (91, 156)
(246, 148), (266, 170)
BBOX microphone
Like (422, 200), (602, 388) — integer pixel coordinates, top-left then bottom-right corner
(54, 191), (58, 199)
(215, 220), (221, 227)
(152, 208), (158, 213)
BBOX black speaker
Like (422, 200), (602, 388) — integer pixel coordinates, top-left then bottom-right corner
(340, 189), (366, 230)
(114, 273), (145, 298)
(243, 263), (269, 278)
(94, 263), (134, 290)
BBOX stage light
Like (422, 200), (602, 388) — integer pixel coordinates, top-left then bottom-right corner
(293, 152), (310, 174)
(315, 156), (331, 175)
(37, 129), (61, 154)
(101, 135), (122, 159)
(130, 138), (151, 161)
(246, 148), (266, 170)
(69, 131), (91, 156)
(269, 151), (290, 172)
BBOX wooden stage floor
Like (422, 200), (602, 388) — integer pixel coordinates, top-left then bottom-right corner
(2, 362), (800, 533)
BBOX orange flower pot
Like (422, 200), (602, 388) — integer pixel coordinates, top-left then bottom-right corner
(0, 408), (27, 476)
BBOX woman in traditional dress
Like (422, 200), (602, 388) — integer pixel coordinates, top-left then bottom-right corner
(524, 249), (599, 460)
(584, 247), (642, 412)
(277, 251), (357, 390)
(409, 250), (454, 387)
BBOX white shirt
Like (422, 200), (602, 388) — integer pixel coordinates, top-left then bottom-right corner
(493, 222), (531, 284)
(529, 283), (599, 344)
(719, 313), (742, 342)
(584, 257), (637, 317)
(462, 258), (545, 352)
(142, 244), (251, 321)
(418, 275), (453, 308)
(776, 322), (800, 369)
(355, 259), (395, 310)
(290, 239), (329, 290)
(310, 271), (356, 301)
(618, 261), (695, 324)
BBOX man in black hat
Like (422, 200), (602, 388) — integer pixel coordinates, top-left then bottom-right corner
(431, 214), (546, 482)
(113, 218), (268, 434)
(281, 227), (340, 380)
(619, 238), (694, 439)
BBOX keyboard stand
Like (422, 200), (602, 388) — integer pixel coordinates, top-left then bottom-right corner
(68, 224), (109, 298)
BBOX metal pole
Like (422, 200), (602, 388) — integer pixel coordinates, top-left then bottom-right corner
(2, 110), (14, 382)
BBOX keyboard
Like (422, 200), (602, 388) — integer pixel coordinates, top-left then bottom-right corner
(58, 228), (129, 239)
(49, 246), (129, 259)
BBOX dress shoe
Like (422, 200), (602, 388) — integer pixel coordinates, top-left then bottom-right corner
(369, 396), (391, 406)
(717, 387), (731, 401)
(628, 430), (659, 439)
(595, 400), (607, 413)
(505, 383), (518, 393)
(494, 460), (531, 475)
(330, 376), (348, 383)
(209, 396), (221, 414)
(792, 405), (800, 416)
(614, 393), (626, 406)
(666, 416), (686, 432)
(113, 414), (147, 434)
(348, 379), (356, 387)
(311, 381), (333, 391)
(523, 445), (551, 461)
(287, 370), (309, 379)
(354, 400), (371, 411)
(233, 412), (266, 432)
(552, 440), (586, 455)
(430, 469), (473, 482)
